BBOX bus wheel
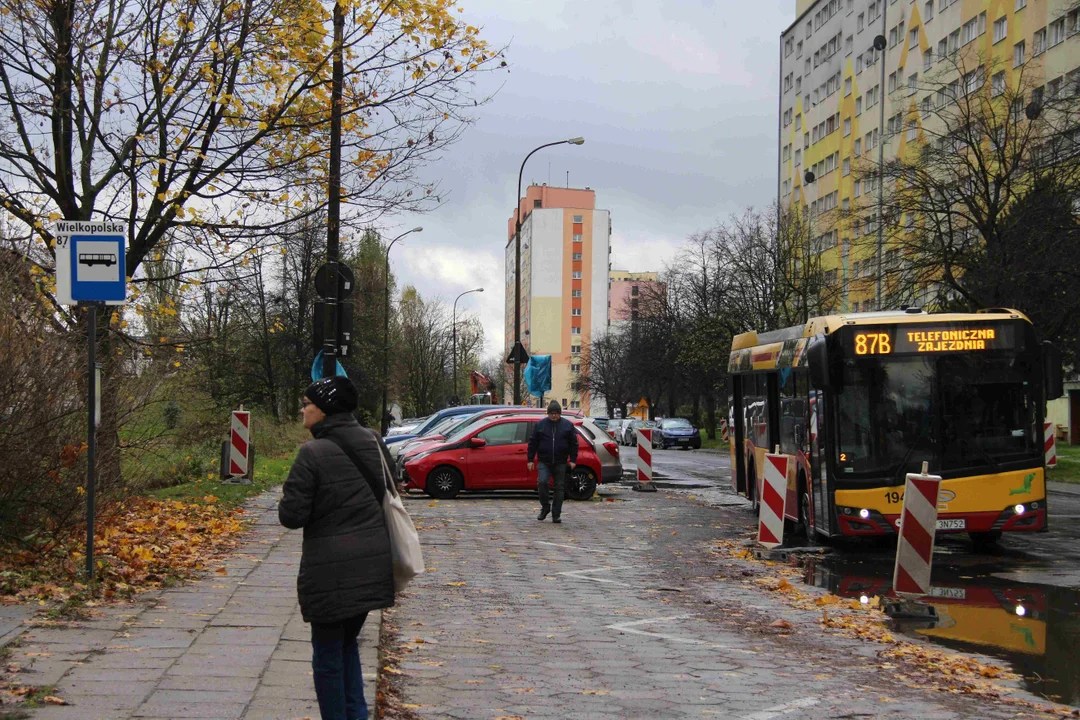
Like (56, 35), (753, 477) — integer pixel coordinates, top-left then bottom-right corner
(969, 531), (1002, 550)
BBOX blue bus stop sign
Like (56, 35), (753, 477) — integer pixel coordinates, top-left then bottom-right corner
(70, 234), (126, 302)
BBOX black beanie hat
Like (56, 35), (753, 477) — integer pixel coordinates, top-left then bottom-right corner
(304, 376), (358, 415)
(547, 400), (562, 414)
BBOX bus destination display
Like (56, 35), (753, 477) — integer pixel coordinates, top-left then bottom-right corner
(849, 323), (1018, 356)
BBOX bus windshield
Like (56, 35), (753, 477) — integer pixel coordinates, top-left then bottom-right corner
(836, 354), (1039, 481)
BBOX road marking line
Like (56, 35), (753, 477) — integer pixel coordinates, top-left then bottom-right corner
(537, 541), (612, 554)
(606, 615), (758, 654)
(740, 697), (819, 719)
(557, 566), (636, 587)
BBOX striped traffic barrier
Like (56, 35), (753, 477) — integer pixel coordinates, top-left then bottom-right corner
(1045, 421), (1058, 468)
(720, 420), (730, 443)
(758, 449), (788, 549)
(893, 462), (941, 597)
(634, 428), (656, 492)
(229, 410), (251, 478)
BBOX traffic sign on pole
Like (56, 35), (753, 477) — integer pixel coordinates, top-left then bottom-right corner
(53, 221), (128, 305)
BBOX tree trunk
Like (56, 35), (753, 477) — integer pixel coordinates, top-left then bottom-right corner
(705, 392), (717, 440)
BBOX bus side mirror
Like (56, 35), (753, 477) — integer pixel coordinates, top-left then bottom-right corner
(1043, 341), (1064, 399)
(807, 337), (832, 391)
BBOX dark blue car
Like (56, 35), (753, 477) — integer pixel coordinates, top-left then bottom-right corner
(384, 405), (512, 446)
(652, 418), (701, 450)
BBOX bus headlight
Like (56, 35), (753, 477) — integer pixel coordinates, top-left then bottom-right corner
(1015, 605), (1027, 617)
(859, 508), (871, 519)
(1014, 504), (1026, 515)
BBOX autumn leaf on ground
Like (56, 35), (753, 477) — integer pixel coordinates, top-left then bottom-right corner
(42, 696), (68, 705)
(768, 619), (793, 630)
(445, 581), (467, 587)
(215, 567), (228, 575)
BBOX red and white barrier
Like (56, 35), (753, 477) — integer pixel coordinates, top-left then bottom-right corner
(758, 452), (788, 549)
(635, 428), (653, 487)
(720, 420), (730, 443)
(892, 466), (941, 597)
(229, 410), (251, 477)
(1045, 421), (1058, 469)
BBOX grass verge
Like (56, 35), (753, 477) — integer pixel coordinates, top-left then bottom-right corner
(697, 436), (731, 452)
(1048, 443), (1080, 485)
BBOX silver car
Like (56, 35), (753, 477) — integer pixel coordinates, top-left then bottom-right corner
(568, 417), (621, 499)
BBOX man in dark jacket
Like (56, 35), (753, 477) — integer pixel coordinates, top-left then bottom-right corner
(279, 376), (394, 720)
(527, 400), (579, 523)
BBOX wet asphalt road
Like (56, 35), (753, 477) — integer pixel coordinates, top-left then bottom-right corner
(625, 446), (1080, 704)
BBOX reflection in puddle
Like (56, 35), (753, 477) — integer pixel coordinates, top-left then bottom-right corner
(804, 556), (1080, 704)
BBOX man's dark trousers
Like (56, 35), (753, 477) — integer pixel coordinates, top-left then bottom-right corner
(537, 461), (566, 518)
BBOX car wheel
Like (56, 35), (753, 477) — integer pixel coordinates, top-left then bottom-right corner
(565, 467), (597, 501)
(426, 466), (463, 499)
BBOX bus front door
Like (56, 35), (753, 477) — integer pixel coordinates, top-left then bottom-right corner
(809, 386), (831, 536)
(731, 377), (746, 494)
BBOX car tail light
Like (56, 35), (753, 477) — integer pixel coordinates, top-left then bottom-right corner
(603, 441), (619, 457)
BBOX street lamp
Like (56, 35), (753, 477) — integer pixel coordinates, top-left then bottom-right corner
(452, 287), (484, 405)
(381, 226), (423, 435)
(511, 136), (585, 405)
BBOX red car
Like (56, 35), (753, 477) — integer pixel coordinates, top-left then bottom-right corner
(402, 414), (604, 500)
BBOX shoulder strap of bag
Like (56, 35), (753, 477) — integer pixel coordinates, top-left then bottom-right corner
(323, 431), (398, 500)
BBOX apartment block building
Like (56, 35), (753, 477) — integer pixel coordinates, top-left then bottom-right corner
(608, 271), (662, 327)
(505, 185), (611, 413)
(778, 0), (1080, 311)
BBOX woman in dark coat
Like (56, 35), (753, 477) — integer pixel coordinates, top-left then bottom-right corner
(279, 376), (394, 720)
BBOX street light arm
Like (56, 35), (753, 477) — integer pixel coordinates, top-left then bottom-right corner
(515, 140), (575, 226)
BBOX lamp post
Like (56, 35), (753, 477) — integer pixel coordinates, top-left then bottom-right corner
(452, 287), (484, 405)
(512, 137), (585, 406)
(874, 19), (888, 310)
(381, 226), (423, 435)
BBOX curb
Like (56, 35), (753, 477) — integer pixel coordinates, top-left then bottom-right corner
(1049, 480), (1080, 498)
(363, 608), (381, 713)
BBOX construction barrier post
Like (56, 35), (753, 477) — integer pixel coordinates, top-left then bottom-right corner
(633, 428), (656, 493)
(1045, 421), (1058, 469)
(720, 420), (730, 444)
(222, 409), (252, 484)
(892, 461), (941, 598)
(758, 449), (788, 549)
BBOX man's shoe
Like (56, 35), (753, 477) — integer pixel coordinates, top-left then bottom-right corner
(538, 509), (549, 521)
(552, 516), (561, 524)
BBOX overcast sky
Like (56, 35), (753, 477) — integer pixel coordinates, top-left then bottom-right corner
(387, 0), (795, 357)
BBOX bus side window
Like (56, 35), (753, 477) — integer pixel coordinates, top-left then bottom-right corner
(779, 371), (797, 455)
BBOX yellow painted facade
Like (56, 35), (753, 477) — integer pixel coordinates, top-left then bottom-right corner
(779, 0), (1080, 310)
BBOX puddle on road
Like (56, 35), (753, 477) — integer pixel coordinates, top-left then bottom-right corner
(803, 550), (1080, 704)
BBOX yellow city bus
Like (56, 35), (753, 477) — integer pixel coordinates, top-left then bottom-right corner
(728, 308), (1064, 545)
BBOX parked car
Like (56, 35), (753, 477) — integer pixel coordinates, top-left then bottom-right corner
(591, 416), (610, 431)
(392, 407), (583, 465)
(576, 417), (621, 487)
(386, 416), (427, 437)
(652, 417), (701, 450)
(622, 419), (655, 446)
(383, 405), (512, 446)
(401, 414), (615, 500)
(607, 419), (627, 444)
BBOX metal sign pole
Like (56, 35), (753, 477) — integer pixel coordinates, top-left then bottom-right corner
(85, 301), (99, 581)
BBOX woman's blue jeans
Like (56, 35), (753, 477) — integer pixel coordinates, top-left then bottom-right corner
(310, 613), (368, 720)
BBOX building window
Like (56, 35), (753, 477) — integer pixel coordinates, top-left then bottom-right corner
(1069, 9), (1080, 36)
(909, 27), (919, 49)
(1034, 27), (1046, 55)
(571, 308), (581, 316)
(962, 17), (977, 45)
(533, 199), (542, 208)
(796, 113), (802, 130)
(924, 1), (933, 21)
(991, 71), (1006, 97)
(906, 120), (918, 141)
(572, 252), (582, 261)
(571, 364), (580, 373)
(573, 233), (582, 243)
(572, 270), (582, 279)
(856, 53), (864, 73)
(908, 73), (918, 96)
(844, 77), (852, 96)
(993, 16), (1007, 43)
(573, 215), (582, 223)
(571, 346), (580, 355)
(794, 149), (801, 166)
(857, 12), (864, 32)
(1050, 17), (1065, 46)
(631, 285), (639, 296)
(855, 97), (862, 116)
(572, 289), (581, 298)
(1016, 0), (1025, 10)
(571, 327), (581, 335)
(948, 29), (960, 53)
(921, 95), (931, 117)
(854, 138), (861, 155)
(846, 35), (853, 55)
(842, 157), (851, 175)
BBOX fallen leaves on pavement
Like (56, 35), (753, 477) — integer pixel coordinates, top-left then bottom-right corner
(0, 495), (247, 605)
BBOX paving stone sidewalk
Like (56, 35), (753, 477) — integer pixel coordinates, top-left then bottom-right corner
(6, 489), (379, 720)
(388, 489), (1029, 719)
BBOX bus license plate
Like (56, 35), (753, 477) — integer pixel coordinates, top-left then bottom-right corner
(930, 586), (967, 600)
(936, 519), (966, 530)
